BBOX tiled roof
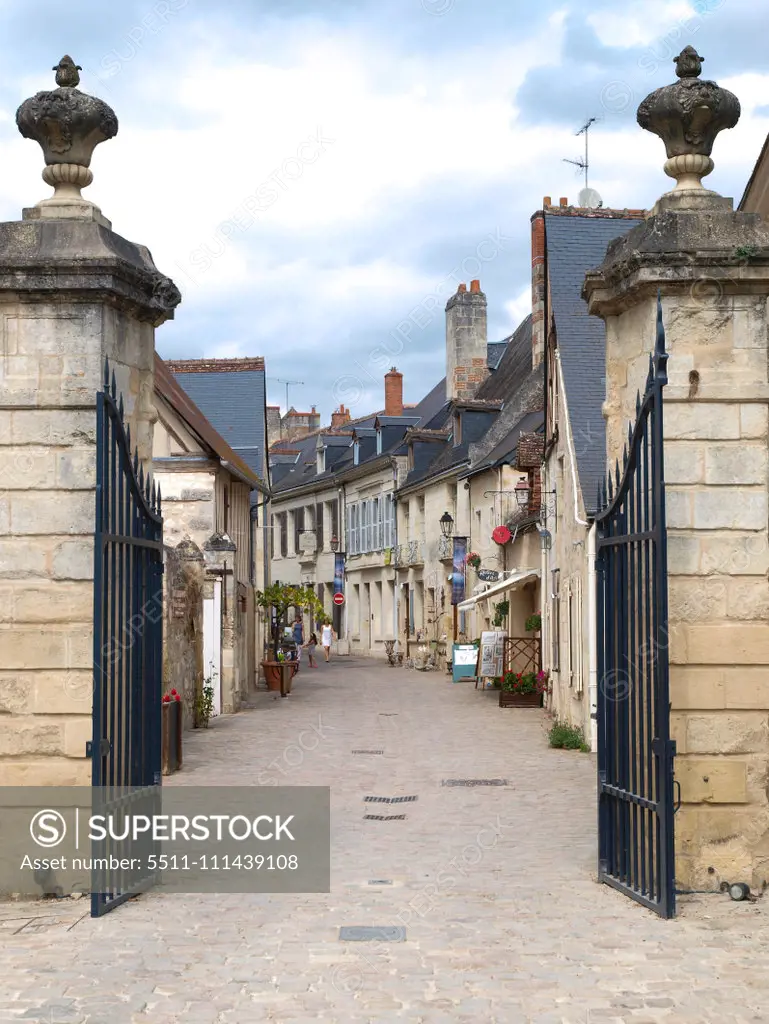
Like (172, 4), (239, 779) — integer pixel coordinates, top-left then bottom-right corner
(545, 213), (642, 514)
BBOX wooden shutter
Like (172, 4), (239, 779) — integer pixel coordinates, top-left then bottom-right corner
(280, 513), (287, 557)
(294, 507), (304, 553)
(316, 503), (324, 552)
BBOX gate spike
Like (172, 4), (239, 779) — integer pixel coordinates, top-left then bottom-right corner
(622, 442), (628, 469)
(118, 392), (124, 419)
(646, 353), (654, 391)
(615, 462), (621, 492)
(151, 478), (156, 509)
(103, 357), (110, 389)
(110, 369), (117, 400)
(627, 422), (633, 451)
(139, 462), (145, 492)
(607, 471), (614, 503)
(133, 450), (139, 478)
(144, 471), (151, 503)
(636, 389), (641, 416)
(157, 481), (162, 513)
(125, 423), (131, 451)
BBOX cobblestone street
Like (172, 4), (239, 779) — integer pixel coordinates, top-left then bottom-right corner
(2, 658), (769, 1023)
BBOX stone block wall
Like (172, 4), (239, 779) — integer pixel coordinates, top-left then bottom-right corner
(163, 541), (204, 731)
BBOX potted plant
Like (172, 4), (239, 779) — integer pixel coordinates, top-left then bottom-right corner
(499, 669), (548, 708)
(525, 612), (542, 633)
(161, 689), (182, 774)
(194, 677), (215, 729)
(493, 600), (509, 627)
(465, 552), (481, 571)
(256, 583), (325, 695)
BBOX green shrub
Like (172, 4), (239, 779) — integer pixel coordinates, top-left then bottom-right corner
(549, 720), (590, 752)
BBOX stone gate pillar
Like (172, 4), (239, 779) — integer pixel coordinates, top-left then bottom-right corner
(0, 57), (180, 785)
(584, 47), (769, 889)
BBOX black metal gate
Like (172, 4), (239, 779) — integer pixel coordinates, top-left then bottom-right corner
(595, 297), (676, 918)
(91, 361), (164, 917)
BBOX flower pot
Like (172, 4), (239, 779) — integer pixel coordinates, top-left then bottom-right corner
(262, 661), (284, 691)
(499, 690), (542, 708)
(161, 700), (183, 774)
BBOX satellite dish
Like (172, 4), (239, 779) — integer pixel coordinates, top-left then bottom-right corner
(578, 187), (603, 209)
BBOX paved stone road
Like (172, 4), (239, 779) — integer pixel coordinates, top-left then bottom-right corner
(2, 658), (769, 1023)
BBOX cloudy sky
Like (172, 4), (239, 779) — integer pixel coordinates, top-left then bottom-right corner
(0, 0), (766, 422)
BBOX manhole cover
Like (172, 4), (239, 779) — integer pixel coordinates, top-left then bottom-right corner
(364, 796), (417, 804)
(441, 779), (508, 787)
(352, 750), (384, 755)
(339, 926), (406, 941)
(363, 814), (407, 821)
(368, 880), (393, 885)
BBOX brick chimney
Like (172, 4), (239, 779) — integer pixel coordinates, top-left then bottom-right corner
(384, 367), (403, 416)
(331, 404), (351, 429)
(531, 206), (546, 370)
(445, 279), (487, 402)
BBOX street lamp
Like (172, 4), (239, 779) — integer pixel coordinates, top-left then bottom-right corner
(330, 536), (339, 552)
(439, 511), (454, 538)
(514, 478), (530, 510)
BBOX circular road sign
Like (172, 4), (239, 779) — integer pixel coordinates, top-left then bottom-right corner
(333, 592), (345, 606)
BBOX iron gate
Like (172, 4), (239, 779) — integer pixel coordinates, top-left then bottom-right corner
(91, 361), (164, 917)
(595, 297), (677, 918)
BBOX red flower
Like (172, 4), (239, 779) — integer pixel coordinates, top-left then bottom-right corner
(170, 689), (178, 696)
(162, 694), (171, 703)
(174, 694), (181, 702)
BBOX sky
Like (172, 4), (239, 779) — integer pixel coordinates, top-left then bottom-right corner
(0, 0), (767, 423)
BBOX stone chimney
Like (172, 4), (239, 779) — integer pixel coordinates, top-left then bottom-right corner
(331, 404), (351, 429)
(384, 367), (403, 416)
(445, 279), (488, 402)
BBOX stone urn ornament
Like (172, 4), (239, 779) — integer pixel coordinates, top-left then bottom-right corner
(637, 46), (740, 196)
(15, 55), (118, 225)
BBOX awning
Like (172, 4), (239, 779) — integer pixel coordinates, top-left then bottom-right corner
(457, 568), (540, 612)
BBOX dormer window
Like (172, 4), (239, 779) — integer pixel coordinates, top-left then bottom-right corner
(407, 443), (414, 471)
(317, 447), (325, 474)
(376, 429), (383, 455)
(353, 440), (360, 466)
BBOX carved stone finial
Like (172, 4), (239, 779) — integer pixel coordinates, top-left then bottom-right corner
(15, 57), (118, 225)
(637, 47), (740, 198)
(674, 45), (703, 79)
(53, 55), (82, 88)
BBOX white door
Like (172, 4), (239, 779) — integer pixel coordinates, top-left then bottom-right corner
(203, 579), (222, 716)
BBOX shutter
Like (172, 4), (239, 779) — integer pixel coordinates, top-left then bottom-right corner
(294, 507), (304, 553)
(574, 576), (583, 695)
(316, 503), (324, 552)
(331, 499), (339, 540)
(280, 513), (287, 557)
(270, 513), (275, 560)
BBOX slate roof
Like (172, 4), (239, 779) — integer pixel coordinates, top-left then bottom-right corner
(165, 358), (267, 487)
(154, 356), (267, 493)
(545, 214), (642, 514)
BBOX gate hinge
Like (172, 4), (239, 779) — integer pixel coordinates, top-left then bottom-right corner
(86, 738), (112, 758)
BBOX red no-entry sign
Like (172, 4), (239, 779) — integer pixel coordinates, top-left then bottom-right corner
(333, 592), (345, 606)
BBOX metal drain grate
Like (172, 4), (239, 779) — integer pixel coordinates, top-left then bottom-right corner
(363, 814), (407, 821)
(441, 779), (508, 787)
(364, 796), (417, 804)
(352, 750), (384, 755)
(339, 926), (406, 941)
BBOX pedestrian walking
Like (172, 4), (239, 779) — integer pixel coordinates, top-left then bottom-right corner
(320, 620), (335, 662)
(292, 616), (304, 673)
(304, 631), (318, 668)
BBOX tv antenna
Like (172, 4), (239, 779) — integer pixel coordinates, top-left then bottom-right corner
(563, 116), (599, 190)
(268, 377), (304, 411)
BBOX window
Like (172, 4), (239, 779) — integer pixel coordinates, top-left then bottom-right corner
(353, 440), (360, 466)
(317, 447), (325, 474)
(270, 513), (275, 560)
(551, 568), (560, 671)
(568, 575), (583, 694)
(280, 513), (288, 558)
(223, 485), (229, 534)
(331, 499), (339, 541)
(376, 430), (383, 455)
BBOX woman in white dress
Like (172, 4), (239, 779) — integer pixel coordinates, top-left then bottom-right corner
(320, 621), (335, 662)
